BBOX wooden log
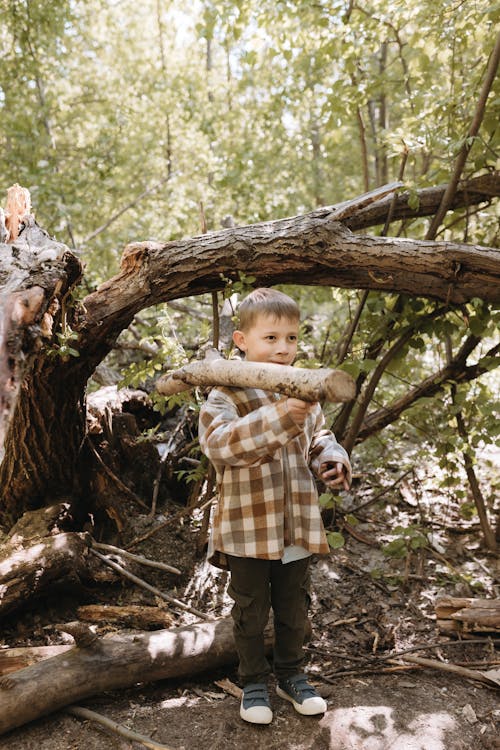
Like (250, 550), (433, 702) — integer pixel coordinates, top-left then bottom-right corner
(435, 596), (500, 635)
(0, 616), (273, 735)
(0, 532), (89, 618)
(0, 646), (73, 677)
(77, 604), (175, 629)
(157, 349), (356, 403)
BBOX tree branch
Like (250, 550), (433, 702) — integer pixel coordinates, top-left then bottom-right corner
(425, 32), (500, 239)
(357, 338), (499, 440)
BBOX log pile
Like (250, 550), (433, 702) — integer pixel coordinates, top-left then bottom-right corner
(435, 596), (500, 637)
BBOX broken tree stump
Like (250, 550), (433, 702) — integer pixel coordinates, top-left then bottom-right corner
(0, 616), (273, 735)
(435, 596), (500, 636)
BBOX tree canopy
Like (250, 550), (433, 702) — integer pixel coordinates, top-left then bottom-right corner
(0, 0), (499, 546)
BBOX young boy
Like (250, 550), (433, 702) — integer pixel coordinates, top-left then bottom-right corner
(198, 288), (351, 725)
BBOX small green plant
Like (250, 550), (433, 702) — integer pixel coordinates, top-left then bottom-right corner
(175, 450), (208, 484)
(382, 524), (429, 559)
(46, 328), (80, 360)
(326, 531), (345, 549)
(318, 491), (342, 510)
(319, 492), (346, 549)
(220, 270), (257, 299)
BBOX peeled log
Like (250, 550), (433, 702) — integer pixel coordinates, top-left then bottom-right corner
(0, 616), (272, 735)
(157, 350), (356, 403)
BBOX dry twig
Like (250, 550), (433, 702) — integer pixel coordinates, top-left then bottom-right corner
(89, 548), (211, 620)
(66, 705), (174, 750)
(91, 540), (181, 575)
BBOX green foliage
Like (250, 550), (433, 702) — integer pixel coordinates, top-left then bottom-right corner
(176, 451), (208, 484)
(221, 271), (257, 298)
(0, 0), (498, 534)
(326, 531), (345, 549)
(1, 0), (497, 267)
(45, 328), (80, 360)
(382, 525), (429, 559)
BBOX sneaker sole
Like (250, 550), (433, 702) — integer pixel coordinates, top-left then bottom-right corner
(276, 686), (327, 716)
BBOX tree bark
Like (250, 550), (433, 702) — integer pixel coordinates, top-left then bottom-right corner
(0, 616), (273, 735)
(345, 172), (500, 232)
(0, 531), (89, 617)
(79, 210), (500, 367)
(0, 220), (83, 525)
(1, 181), (499, 525)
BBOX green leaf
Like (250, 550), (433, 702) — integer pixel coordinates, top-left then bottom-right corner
(345, 514), (359, 526)
(327, 531), (345, 549)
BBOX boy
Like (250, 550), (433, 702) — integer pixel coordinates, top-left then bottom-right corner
(198, 288), (351, 725)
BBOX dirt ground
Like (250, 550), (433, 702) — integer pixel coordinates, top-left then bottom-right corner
(0, 405), (498, 750)
(1, 522), (498, 750)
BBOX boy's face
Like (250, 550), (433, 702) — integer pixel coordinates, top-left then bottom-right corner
(233, 314), (299, 366)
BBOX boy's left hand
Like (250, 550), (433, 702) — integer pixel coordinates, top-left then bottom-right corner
(320, 462), (350, 491)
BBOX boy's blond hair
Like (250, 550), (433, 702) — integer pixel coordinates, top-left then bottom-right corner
(237, 288), (300, 331)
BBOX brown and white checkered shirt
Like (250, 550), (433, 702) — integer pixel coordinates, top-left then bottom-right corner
(199, 386), (352, 569)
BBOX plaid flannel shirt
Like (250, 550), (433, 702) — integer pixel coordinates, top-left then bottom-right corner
(199, 385), (352, 570)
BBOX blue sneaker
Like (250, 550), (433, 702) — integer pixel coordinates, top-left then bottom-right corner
(240, 683), (273, 724)
(276, 673), (327, 716)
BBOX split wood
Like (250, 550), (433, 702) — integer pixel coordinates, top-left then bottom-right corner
(89, 548), (210, 620)
(76, 604), (174, 629)
(66, 705), (174, 750)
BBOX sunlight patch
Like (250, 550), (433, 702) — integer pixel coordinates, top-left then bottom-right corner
(147, 625), (215, 660)
(320, 706), (457, 750)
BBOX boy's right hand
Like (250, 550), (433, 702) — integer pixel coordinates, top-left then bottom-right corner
(286, 398), (316, 426)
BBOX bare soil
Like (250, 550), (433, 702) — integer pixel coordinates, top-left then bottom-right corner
(1, 482), (498, 750)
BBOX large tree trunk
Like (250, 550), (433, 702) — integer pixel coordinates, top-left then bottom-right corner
(0, 220), (84, 526)
(1, 180), (499, 527)
(0, 616), (273, 735)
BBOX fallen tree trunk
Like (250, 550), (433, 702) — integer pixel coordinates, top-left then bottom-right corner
(157, 348), (356, 402)
(0, 215), (84, 524)
(0, 617), (272, 735)
(344, 172), (500, 231)
(2, 181), (500, 525)
(0, 531), (89, 618)
(0, 646), (73, 677)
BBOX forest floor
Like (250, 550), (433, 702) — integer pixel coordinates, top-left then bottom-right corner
(1, 459), (498, 750)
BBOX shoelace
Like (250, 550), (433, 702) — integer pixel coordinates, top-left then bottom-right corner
(285, 677), (316, 700)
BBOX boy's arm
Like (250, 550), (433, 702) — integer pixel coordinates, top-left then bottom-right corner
(308, 407), (352, 487)
(199, 389), (302, 468)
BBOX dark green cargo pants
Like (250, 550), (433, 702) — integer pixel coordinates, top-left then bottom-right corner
(226, 555), (311, 685)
